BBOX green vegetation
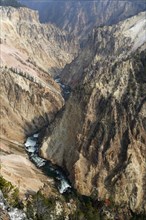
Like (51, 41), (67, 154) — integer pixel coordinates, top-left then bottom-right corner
(0, 175), (20, 208)
(71, 202), (100, 220)
(130, 212), (146, 220)
(1, 175), (145, 219)
(25, 189), (101, 220)
(0, 0), (24, 7)
(26, 190), (57, 220)
(2, 66), (37, 84)
(63, 190), (101, 220)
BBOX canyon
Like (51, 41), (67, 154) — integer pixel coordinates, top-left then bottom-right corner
(0, 5), (76, 209)
(20, 0), (146, 41)
(0, 1), (146, 219)
(0, 6), (78, 144)
(41, 11), (146, 214)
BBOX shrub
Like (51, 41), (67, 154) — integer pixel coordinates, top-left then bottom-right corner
(0, 175), (20, 208)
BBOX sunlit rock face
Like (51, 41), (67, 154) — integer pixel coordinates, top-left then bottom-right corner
(0, 66), (64, 143)
(0, 6), (78, 143)
(0, 6), (76, 198)
(41, 12), (146, 214)
(0, 6), (78, 76)
(20, 0), (146, 41)
(0, 137), (50, 198)
(61, 12), (146, 86)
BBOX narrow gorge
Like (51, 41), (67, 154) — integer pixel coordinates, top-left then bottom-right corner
(40, 11), (146, 214)
(0, 1), (146, 220)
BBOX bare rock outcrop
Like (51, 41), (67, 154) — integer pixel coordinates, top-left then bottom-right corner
(0, 6), (78, 76)
(0, 140), (49, 195)
(0, 6), (69, 199)
(0, 6), (78, 143)
(21, 0), (146, 41)
(41, 12), (146, 214)
(0, 66), (64, 143)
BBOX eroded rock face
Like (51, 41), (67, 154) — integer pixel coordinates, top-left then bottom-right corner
(0, 6), (78, 76)
(0, 6), (79, 143)
(0, 207), (10, 220)
(0, 138), (55, 202)
(61, 12), (146, 86)
(0, 6), (72, 198)
(41, 12), (146, 213)
(0, 67), (64, 143)
(21, 0), (146, 41)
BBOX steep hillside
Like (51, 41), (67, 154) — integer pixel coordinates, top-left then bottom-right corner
(0, 6), (79, 143)
(21, 0), (146, 41)
(61, 11), (146, 85)
(0, 6), (78, 76)
(41, 12), (146, 214)
(0, 6), (70, 197)
(0, 66), (64, 143)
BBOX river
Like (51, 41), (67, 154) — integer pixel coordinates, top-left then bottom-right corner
(0, 78), (72, 220)
(24, 77), (72, 194)
(24, 133), (71, 194)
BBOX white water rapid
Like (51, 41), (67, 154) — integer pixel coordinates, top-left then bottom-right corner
(24, 134), (71, 194)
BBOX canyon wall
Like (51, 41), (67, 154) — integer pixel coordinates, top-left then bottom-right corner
(0, 6), (78, 143)
(21, 0), (146, 41)
(41, 12), (146, 213)
(0, 6), (74, 196)
(0, 6), (78, 76)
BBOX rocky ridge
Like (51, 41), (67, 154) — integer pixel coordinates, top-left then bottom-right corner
(0, 6), (78, 76)
(21, 0), (146, 41)
(61, 11), (146, 85)
(0, 5), (74, 199)
(0, 5), (79, 143)
(0, 66), (64, 143)
(41, 12), (146, 214)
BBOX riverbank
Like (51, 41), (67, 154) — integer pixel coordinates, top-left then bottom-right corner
(24, 133), (71, 194)
(0, 138), (53, 196)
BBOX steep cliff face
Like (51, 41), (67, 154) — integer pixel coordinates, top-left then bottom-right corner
(21, 0), (146, 41)
(0, 6), (78, 76)
(61, 11), (146, 86)
(0, 66), (64, 143)
(0, 6), (69, 197)
(0, 139), (49, 195)
(0, 6), (78, 143)
(41, 12), (146, 213)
